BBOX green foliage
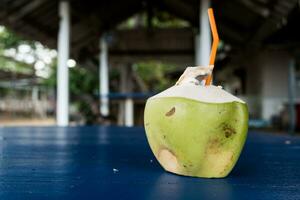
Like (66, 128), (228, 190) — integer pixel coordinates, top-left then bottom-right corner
(44, 62), (98, 95)
(133, 61), (177, 91)
(118, 11), (190, 29)
(0, 55), (33, 74)
(0, 26), (35, 50)
(0, 26), (35, 74)
(43, 60), (177, 123)
(0, 26), (22, 49)
(152, 12), (190, 28)
(43, 63), (99, 124)
(70, 67), (98, 96)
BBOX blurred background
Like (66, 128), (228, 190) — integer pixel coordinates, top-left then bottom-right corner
(0, 0), (299, 134)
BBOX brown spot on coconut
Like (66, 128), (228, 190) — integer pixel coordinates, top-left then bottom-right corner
(165, 107), (176, 117)
(221, 123), (236, 138)
(206, 138), (221, 154)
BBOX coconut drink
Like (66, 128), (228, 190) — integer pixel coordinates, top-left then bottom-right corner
(144, 66), (248, 178)
(144, 8), (248, 178)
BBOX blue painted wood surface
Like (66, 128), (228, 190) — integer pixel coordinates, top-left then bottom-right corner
(0, 126), (299, 200)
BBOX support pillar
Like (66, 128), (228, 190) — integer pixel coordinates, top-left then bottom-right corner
(99, 35), (109, 117)
(124, 65), (134, 127)
(32, 86), (38, 115)
(56, 0), (70, 126)
(124, 98), (134, 127)
(118, 66), (126, 126)
(32, 86), (39, 103)
(118, 65), (134, 127)
(195, 0), (211, 66)
(288, 59), (296, 134)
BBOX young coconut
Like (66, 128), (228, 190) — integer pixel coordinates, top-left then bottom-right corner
(144, 66), (248, 178)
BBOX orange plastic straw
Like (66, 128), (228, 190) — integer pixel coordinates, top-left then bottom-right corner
(205, 8), (219, 85)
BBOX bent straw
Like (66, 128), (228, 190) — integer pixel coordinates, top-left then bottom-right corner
(205, 8), (219, 85)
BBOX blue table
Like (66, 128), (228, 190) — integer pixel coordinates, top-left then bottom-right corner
(0, 126), (299, 200)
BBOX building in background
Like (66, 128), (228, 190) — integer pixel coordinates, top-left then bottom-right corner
(0, 0), (299, 132)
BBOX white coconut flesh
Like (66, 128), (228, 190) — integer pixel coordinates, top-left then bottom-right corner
(150, 65), (245, 104)
(150, 84), (245, 104)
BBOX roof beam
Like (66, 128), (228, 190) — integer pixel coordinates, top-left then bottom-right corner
(239, 0), (270, 17)
(162, 0), (197, 25)
(8, 0), (48, 22)
(249, 0), (298, 44)
(218, 23), (245, 43)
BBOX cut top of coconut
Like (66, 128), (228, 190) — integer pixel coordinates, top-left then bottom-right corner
(150, 85), (245, 104)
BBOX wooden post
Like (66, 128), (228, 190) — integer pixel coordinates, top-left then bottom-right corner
(57, 0), (70, 126)
(195, 0), (211, 66)
(288, 59), (296, 134)
(99, 35), (109, 117)
(119, 64), (134, 127)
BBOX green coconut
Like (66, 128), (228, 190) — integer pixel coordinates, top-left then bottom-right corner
(144, 67), (248, 178)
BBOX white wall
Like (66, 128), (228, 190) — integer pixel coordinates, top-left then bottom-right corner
(261, 51), (290, 120)
(245, 50), (292, 121)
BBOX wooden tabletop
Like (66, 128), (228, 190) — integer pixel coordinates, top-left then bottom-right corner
(0, 126), (299, 200)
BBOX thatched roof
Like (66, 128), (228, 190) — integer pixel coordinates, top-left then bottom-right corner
(0, 0), (299, 62)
